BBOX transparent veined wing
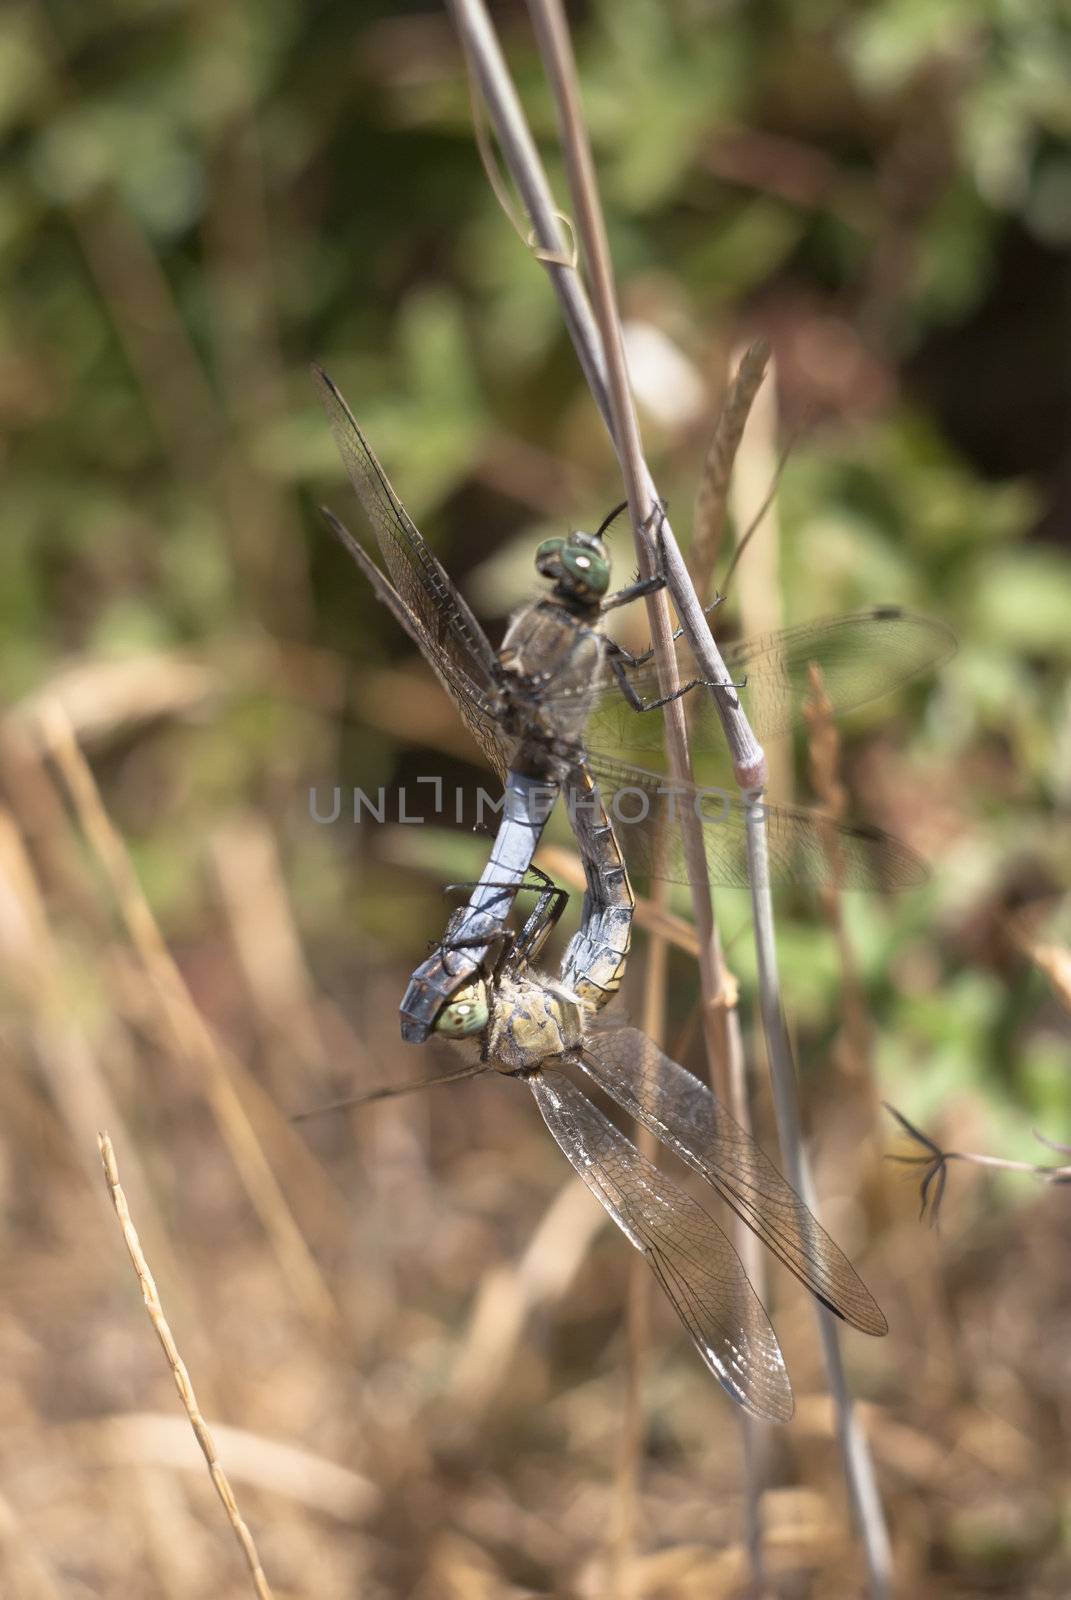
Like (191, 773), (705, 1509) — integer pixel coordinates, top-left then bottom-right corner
(321, 507), (511, 779)
(577, 1028), (887, 1337)
(313, 366), (510, 776)
(529, 1068), (793, 1422)
(579, 607), (956, 755)
(583, 755), (928, 891)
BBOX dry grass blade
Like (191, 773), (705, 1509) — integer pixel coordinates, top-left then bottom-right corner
(41, 700), (341, 1334)
(521, 0), (769, 1581)
(93, 1413), (379, 1521)
(97, 1132), (275, 1600)
(209, 817), (328, 1091)
(804, 664), (874, 1089)
(689, 339), (769, 602)
(1012, 926), (1071, 1016)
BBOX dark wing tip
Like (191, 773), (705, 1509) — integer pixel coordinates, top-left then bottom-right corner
(842, 820), (931, 891)
(310, 362), (346, 407)
(868, 604), (959, 663)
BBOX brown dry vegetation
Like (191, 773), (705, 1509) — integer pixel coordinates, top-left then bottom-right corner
(2, 1), (1070, 1596)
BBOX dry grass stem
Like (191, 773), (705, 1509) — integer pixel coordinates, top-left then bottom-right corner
(209, 817), (329, 1092)
(522, 1), (775, 1581)
(89, 1413), (379, 1521)
(1011, 925), (1071, 1015)
(729, 349), (790, 801)
(805, 664), (875, 1087)
(41, 700), (342, 1334)
(610, 898), (668, 1595)
(689, 339), (770, 601)
(525, 0), (732, 1087)
(97, 1132), (275, 1600)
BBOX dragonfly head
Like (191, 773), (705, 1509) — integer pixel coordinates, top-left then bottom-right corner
(535, 529), (611, 604)
(435, 979), (490, 1039)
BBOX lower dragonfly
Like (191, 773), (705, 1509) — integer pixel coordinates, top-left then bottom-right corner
(426, 773), (886, 1420)
(314, 365), (956, 1041)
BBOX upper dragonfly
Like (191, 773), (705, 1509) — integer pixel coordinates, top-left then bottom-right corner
(313, 366), (955, 1036)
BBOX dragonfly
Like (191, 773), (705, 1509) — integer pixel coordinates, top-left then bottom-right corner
(425, 779), (886, 1422)
(313, 366), (955, 1039)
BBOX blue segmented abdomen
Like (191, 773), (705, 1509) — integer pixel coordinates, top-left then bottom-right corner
(559, 770), (634, 1014)
(399, 770), (559, 1040)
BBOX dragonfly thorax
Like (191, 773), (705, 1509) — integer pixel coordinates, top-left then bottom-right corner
(488, 970), (585, 1073)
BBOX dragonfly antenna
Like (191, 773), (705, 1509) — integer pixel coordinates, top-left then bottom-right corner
(292, 1062), (489, 1122)
(594, 499), (629, 539)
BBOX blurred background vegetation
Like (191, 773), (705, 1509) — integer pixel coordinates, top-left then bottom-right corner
(2, 1), (1069, 1596)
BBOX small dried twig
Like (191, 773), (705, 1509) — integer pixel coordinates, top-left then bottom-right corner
(804, 664), (874, 1086)
(720, 425), (798, 600)
(884, 1103), (1071, 1225)
(689, 339), (769, 601)
(98, 1132), (275, 1600)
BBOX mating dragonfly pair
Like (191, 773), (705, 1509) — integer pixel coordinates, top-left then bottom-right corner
(314, 365), (952, 1419)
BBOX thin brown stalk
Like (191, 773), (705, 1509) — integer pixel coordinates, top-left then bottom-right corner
(1011, 925), (1071, 1015)
(689, 339), (770, 602)
(523, 1), (768, 1583)
(610, 895), (667, 1598)
(525, 0), (728, 1084)
(41, 701), (342, 1336)
(98, 1132), (275, 1600)
(728, 350), (791, 803)
(209, 817), (330, 1096)
(0, 808), (205, 1359)
(805, 665), (874, 1088)
(444, 7), (891, 1590)
(720, 430), (797, 601)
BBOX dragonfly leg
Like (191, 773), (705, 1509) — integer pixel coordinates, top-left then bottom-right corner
(615, 593), (728, 668)
(600, 569), (666, 613)
(513, 868), (570, 965)
(439, 869), (569, 977)
(610, 652), (737, 712)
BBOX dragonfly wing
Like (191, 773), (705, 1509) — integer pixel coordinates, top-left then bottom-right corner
(721, 607), (957, 739)
(529, 1067), (793, 1422)
(579, 606), (955, 752)
(313, 361), (505, 678)
(577, 1029), (887, 1337)
(321, 507), (509, 779)
(584, 755), (927, 890)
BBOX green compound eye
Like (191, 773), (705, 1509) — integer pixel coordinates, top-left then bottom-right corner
(563, 545), (610, 596)
(436, 983), (489, 1038)
(535, 537), (565, 565)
